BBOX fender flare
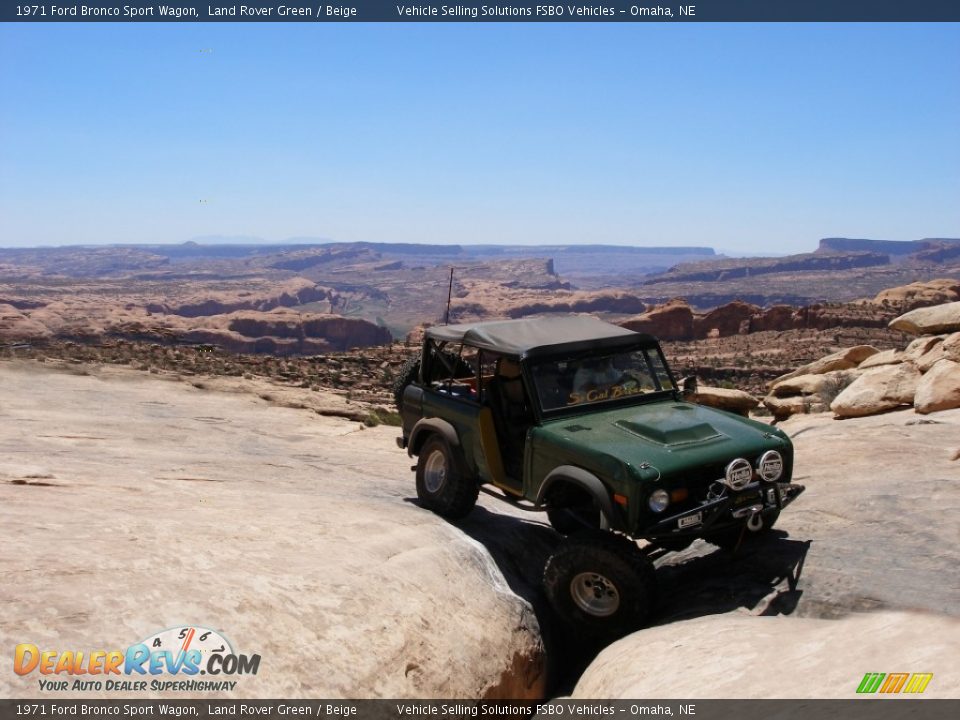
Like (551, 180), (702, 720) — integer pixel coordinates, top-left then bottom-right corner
(409, 417), (460, 457)
(537, 465), (619, 531)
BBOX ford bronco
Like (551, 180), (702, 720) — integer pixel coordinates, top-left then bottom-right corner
(395, 315), (804, 636)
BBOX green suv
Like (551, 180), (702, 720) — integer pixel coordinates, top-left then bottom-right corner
(395, 315), (804, 636)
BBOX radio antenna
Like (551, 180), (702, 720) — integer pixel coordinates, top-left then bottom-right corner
(444, 267), (455, 325)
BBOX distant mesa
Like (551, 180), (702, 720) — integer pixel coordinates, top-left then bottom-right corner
(818, 237), (960, 255)
(644, 251), (890, 285)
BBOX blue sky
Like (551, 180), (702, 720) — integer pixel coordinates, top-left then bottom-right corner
(0, 22), (957, 254)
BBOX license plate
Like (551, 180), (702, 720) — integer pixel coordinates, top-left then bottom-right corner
(678, 512), (702, 529)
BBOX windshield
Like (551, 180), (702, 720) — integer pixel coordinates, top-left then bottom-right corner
(530, 347), (674, 412)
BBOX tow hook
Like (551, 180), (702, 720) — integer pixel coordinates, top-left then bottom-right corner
(732, 503), (763, 520)
(747, 512), (764, 532)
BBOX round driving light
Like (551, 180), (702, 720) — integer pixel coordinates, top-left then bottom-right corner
(724, 458), (753, 490)
(758, 450), (783, 482)
(648, 489), (670, 513)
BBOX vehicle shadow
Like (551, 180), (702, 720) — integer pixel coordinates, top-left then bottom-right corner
(650, 532), (812, 624)
(445, 502), (812, 696)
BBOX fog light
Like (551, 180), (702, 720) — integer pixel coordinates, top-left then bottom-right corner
(648, 489), (669, 513)
(724, 458), (753, 490)
(758, 450), (783, 482)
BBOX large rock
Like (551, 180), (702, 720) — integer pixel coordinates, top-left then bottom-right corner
(939, 332), (960, 363)
(769, 346), (879, 389)
(763, 394), (827, 420)
(914, 359), (960, 414)
(830, 363), (921, 418)
(621, 299), (694, 341)
(0, 364), (545, 699)
(694, 386), (759, 417)
(572, 612), (960, 699)
(765, 370), (860, 420)
(858, 348), (905, 369)
(916, 343), (949, 373)
(770, 373), (829, 398)
(903, 334), (945, 363)
(889, 300), (960, 335)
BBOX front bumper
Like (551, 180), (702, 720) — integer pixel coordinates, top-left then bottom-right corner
(643, 480), (805, 541)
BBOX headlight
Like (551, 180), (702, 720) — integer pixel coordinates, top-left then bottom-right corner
(724, 458), (753, 490)
(758, 450), (783, 482)
(648, 489), (670, 513)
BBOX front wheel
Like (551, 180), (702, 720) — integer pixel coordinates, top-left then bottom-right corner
(544, 532), (657, 638)
(546, 505), (601, 535)
(415, 435), (478, 520)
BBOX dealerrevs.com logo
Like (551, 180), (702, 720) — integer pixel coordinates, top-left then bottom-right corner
(14, 626), (261, 692)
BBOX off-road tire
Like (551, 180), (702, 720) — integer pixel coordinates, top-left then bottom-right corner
(392, 351), (474, 411)
(707, 510), (780, 551)
(546, 506), (601, 535)
(392, 356), (421, 410)
(544, 531), (657, 638)
(415, 435), (478, 520)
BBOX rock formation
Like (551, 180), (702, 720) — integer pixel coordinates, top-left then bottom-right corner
(692, 386), (759, 417)
(762, 296), (960, 419)
(830, 363), (921, 418)
(889, 300), (960, 335)
(768, 346), (878, 388)
(620, 299), (694, 340)
(914, 360), (960, 414)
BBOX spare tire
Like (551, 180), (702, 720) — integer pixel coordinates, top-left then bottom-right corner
(392, 355), (421, 410)
(393, 351), (474, 411)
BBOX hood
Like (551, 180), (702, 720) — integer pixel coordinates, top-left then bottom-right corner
(536, 400), (790, 480)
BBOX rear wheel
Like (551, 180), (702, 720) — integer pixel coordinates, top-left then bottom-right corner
(415, 435), (478, 520)
(544, 531), (657, 638)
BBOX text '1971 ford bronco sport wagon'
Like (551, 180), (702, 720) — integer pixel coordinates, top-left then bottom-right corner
(394, 315), (804, 636)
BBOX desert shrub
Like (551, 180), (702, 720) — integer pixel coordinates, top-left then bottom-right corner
(374, 409), (402, 426)
(818, 371), (857, 405)
(363, 409), (402, 427)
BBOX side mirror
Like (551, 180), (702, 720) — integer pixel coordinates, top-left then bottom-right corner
(680, 375), (698, 400)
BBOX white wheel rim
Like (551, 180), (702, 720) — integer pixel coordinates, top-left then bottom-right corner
(423, 450), (447, 493)
(570, 572), (620, 616)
